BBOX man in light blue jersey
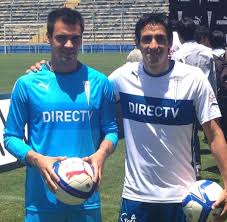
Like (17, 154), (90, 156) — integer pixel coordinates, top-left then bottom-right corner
(4, 8), (118, 222)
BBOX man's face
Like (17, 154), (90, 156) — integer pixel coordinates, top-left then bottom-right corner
(137, 23), (170, 72)
(48, 19), (82, 65)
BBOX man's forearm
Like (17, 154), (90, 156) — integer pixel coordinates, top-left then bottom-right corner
(97, 140), (115, 159)
(206, 121), (227, 188)
(211, 142), (227, 188)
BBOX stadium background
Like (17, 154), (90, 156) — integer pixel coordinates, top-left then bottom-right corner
(1, 0), (226, 54)
(0, 0), (226, 221)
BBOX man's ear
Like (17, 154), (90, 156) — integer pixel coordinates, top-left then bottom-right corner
(46, 32), (50, 43)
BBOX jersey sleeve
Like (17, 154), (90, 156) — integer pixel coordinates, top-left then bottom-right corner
(171, 50), (185, 63)
(100, 78), (118, 147)
(194, 69), (221, 125)
(4, 77), (32, 164)
(108, 68), (121, 103)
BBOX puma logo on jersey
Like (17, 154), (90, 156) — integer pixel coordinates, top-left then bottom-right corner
(211, 102), (218, 107)
(131, 71), (138, 80)
(38, 82), (49, 90)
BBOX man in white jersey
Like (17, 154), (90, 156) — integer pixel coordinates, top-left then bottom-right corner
(109, 13), (227, 222)
(4, 8), (118, 222)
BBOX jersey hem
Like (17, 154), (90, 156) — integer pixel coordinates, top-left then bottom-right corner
(122, 194), (182, 204)
(26, 204), (101, 213)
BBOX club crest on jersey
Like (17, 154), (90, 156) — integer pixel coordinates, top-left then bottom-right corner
(83, 81), (90, 106)
(209, 92), (216, 102)
(208, 92), (218, 108)
(120, 213), (137, 222)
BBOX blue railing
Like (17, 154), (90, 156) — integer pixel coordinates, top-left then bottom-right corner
(0, 44), (135, 54)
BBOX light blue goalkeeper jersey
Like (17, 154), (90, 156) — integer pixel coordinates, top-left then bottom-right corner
(4, 63), (118, 213)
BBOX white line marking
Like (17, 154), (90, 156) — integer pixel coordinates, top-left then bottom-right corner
(0, 195), (24, 201)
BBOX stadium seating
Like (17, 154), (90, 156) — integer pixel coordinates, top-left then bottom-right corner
(0, 0), (79, 44)
(0, 0), (168, 46)
(76, 0), (169, 43)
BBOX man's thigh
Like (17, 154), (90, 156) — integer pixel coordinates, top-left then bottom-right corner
(25, 208), (102, 222)
(118, 198), (186, 222)
(25, 211), (66, 222)
(69, 208), (102, 222)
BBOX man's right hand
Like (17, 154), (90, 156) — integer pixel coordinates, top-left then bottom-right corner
(26, 60), (46, 73)
(26, 150), (66, 193)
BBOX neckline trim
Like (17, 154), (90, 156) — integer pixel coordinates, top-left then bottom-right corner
(143, 60), (175, 78)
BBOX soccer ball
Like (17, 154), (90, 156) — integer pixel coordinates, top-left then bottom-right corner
(182, 180), (223, 222)
(53, 157), (96, 205)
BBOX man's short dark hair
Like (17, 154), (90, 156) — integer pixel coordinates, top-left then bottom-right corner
(169, 19), (179, 32)
(135, 13), (173, 47)
(194, 25), (210, 44)
(210, 30), (225, 49)
(47, 8), (84, 37)
(177, 17), (196, 41)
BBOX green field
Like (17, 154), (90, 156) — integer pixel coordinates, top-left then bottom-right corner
(0, 53), (223, 222)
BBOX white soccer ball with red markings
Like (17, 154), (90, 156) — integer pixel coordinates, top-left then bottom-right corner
(182, 180), (223, 222)
(53, 157), (96, 205)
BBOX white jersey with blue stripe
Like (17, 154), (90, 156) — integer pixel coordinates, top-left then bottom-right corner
(109, 60), (221, 203)
(4, 64), (118, 212)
